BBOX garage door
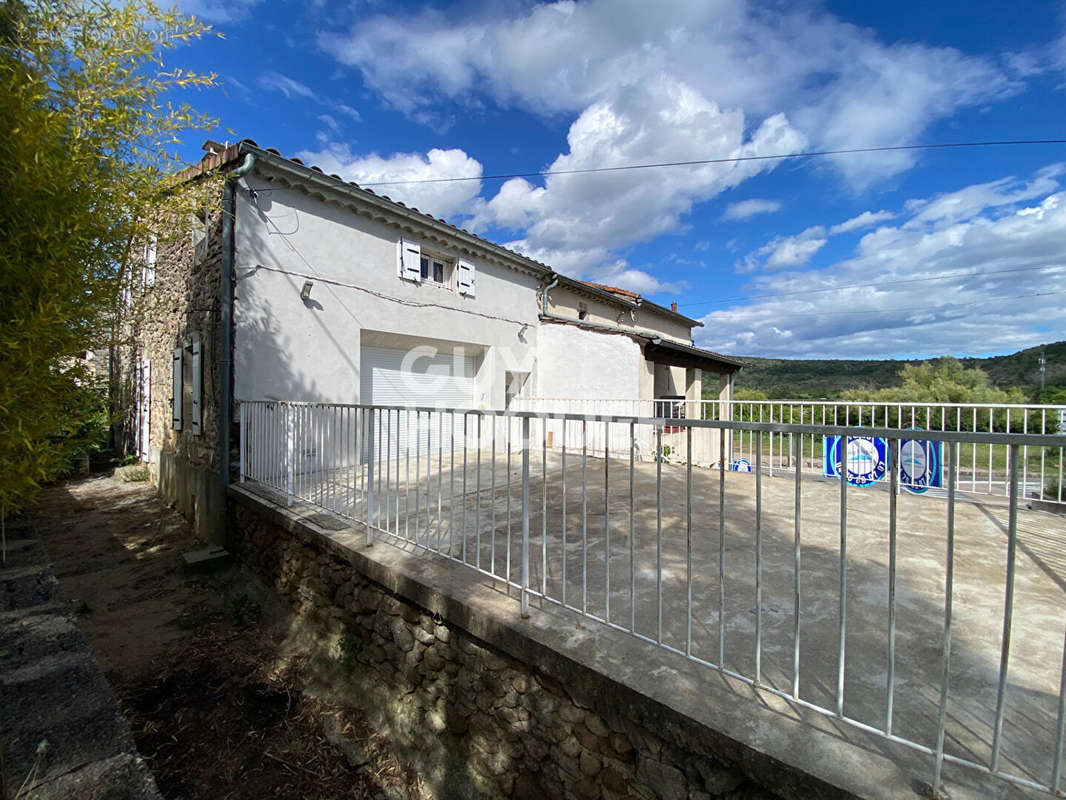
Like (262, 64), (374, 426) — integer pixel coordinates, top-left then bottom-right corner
(360, 345), (475, 459)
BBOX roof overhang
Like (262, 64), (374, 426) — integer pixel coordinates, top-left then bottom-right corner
(644, 338), (745, 374)
(551, 274), (703, 327)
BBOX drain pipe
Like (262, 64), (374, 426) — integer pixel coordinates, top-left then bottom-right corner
(218, 153), (255, 545)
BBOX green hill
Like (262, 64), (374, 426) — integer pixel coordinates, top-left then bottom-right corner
(722, 340), (1066, 399)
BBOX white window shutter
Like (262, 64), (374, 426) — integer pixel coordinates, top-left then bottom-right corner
(172, 347), (183, 430)
(143, 236), (157, 288)
(457, 259), (476, 297)
(191, 335), (203, 436)
(398, 238), (422, 282)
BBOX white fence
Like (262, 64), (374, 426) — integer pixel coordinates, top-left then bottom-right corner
(239, 399), (1066, 797)
(518, 397), (1066, 506)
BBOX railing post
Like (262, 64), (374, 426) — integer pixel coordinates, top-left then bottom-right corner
(239, 401), (247, 483)
(366, 407), (375, 546)
(520, 414), (531, 618)
(285, 404), (295, 507)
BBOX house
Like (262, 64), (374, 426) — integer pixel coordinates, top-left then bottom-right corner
(123, 139), (742, 541)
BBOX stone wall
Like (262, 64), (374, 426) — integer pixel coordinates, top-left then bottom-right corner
(120, 178), (227, 541)
(230, 492), (844, 800)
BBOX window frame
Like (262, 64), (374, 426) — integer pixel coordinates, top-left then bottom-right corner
(419, 252), (455, 290)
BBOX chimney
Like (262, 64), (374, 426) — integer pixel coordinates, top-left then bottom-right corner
(671, 301), (678, 312)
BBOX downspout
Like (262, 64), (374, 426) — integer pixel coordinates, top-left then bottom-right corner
(218, 153), (254, 545)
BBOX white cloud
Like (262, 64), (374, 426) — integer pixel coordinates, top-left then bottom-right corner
(295, 144), (483, 221)
(698, 166), (1066, 358)
(722, 199), (782, 221)
(174, 0), (261, 24)
(320, 0), (1017, 185)
(258, 71), (361, 125)
(470, 75), (805, 278)
(740, 226), (827, 273)
(829, 210), (895, 235)
(259, 71), (315, 100)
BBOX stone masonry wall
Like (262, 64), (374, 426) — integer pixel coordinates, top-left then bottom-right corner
(231, 498), (806, 800)
(120, 177), (227, 539)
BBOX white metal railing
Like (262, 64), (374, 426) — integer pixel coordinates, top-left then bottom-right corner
(520, 397), (1066, 506)
(239, 399), (1066, 797)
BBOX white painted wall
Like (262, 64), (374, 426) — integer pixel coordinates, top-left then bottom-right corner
(233, 178), (540, 406)
(534, 323), (642, 401)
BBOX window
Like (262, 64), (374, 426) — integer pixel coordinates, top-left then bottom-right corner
(171, 333), (203, 435)
(398, 238), (476, 297)
(578, 302), (589, 321)
(420, 255), (453, 287)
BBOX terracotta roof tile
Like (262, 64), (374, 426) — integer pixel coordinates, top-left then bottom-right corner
(581, 281), (641, 299)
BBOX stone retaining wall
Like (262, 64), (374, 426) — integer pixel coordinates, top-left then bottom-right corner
(231, 491), (846, 800)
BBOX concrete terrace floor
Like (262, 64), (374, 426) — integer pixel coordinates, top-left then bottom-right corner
(248, 446), (1066, 798)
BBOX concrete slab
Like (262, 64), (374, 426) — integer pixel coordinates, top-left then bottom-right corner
(251, 445), (1066, 798)
(181, 544), (233, 572)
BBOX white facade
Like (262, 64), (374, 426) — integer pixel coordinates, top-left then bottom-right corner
(230, 151), (736, 413)
(234, 178), (539, 409)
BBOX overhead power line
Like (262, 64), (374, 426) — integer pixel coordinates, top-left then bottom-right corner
(705, 288), (1066, 321)
(679, 264), (1066, 309)
(360, 138), (1066, 187)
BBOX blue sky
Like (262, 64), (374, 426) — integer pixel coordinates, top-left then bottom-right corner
(168, 0), (1066, 360)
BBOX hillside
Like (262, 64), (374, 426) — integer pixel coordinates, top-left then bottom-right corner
(721, 340), (1066, 399)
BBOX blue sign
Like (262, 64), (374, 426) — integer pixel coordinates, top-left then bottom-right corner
(732, 458), (753, 472)
(824, 434), (888, 487)
(899, 428), (942, 494)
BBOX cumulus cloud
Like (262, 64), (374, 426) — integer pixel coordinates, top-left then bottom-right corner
(722, 199), (782, 221)
(470, 75), (805, 277)
(320, 0), (1017, 185)
(295, 144), (483, 221)
(698, 166), (1066, 358)
(739, 226), (828, 272)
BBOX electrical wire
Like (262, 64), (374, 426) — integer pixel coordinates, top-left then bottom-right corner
(245, 263), (533, 328)
(703, 289), (1066, 320)
(679, 264), (1066, 309)
(360, 139), (1066, 186)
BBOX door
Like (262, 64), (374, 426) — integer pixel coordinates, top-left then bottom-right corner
(137, 359), (151, 462)
(360, 345), (476, 459)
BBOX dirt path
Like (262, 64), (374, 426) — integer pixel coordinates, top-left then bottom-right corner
(29, 475), (429, 800)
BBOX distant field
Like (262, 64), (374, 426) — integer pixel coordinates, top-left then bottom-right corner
(711, 340), (1066, 399)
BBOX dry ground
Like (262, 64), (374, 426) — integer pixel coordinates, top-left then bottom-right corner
(28, 474), (430, 800)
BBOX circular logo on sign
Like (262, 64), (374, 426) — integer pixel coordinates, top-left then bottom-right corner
(731, 458), (753, 472)
(900, 428), (938, 494)
(830, 435), (887, 487)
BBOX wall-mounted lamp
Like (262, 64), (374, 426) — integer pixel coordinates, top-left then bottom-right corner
(300, 281), (313, 301)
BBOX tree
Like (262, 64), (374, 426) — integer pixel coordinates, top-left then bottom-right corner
(0, 1), (218, 531)
(841, 357), (1029, 430)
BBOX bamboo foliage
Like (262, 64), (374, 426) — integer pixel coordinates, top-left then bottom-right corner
(0, 1), (220, 517)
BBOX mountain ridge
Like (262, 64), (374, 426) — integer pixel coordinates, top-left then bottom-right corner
(725, 340), (1066, 398)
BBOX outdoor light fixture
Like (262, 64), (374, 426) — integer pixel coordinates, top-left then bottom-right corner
(300, 281), (313, 300)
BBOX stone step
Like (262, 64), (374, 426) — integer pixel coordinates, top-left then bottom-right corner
(0, 607), (83, 670)
(0, 649), (134, 791)
(0, 564), (59, 611)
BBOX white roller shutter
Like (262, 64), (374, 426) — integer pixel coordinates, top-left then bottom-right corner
(360, 345), (475, 460)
